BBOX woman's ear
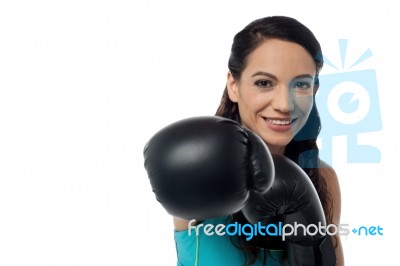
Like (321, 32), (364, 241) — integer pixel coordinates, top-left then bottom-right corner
(226, 72), (239, 103)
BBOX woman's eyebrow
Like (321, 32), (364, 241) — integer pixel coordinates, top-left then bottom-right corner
(251, 72), (314, 80)
(251, 71), (277, 80)
(292, 74), (314, 80)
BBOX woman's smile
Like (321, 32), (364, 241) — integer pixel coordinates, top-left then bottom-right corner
(263, 116), (297, 132)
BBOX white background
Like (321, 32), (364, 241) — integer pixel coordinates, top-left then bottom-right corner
(0, 0), (398, 265)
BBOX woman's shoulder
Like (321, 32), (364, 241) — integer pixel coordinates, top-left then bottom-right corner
(318, 160), (341, 225)
(318, 160), (340, 193)
(318, 160), (345, 265)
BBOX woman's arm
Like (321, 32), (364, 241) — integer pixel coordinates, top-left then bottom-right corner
(173, 217), (197, 231)
(320, 163), (345, 266)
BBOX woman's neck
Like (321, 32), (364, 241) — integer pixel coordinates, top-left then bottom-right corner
(266, 144), (285, 155)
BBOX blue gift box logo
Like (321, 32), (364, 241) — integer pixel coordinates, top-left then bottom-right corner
(316, 39), (382, 164)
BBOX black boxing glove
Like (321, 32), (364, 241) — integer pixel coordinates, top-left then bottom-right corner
(143, 116), (274, 221)
(241, 155), (336, 266)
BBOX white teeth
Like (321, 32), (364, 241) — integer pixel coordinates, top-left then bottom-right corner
(266, 119), (292, 125)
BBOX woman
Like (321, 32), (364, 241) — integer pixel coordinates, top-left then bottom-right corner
(174, 16), (344, 265)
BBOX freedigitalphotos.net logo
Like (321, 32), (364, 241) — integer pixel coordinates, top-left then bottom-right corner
(300, 39), (382, 166)
(188, 220), (384, 241)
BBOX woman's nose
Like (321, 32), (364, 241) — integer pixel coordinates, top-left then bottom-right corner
(271, 84), (294, 113)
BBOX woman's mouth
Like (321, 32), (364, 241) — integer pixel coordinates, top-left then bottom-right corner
(265, 118), (293, 125)
(263, 117), (297, 131)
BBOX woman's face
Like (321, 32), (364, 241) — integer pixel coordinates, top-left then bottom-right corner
(227, 39), (316, 153)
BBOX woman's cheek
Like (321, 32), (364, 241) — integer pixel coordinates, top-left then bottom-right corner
(296, 95), (314, 116)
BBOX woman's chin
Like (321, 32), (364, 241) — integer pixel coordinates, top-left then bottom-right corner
(261, 137), (292, 154)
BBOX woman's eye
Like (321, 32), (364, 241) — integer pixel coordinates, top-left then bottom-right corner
(294, 81), (312, 90)
(255, 80), (273, 88)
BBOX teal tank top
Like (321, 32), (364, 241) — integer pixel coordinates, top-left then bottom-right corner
(174, 216), (289, 266)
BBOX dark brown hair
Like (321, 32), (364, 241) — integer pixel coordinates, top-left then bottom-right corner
(215, 16), (333, 265)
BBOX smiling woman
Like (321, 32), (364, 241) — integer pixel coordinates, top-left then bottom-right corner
(171, 16), (344, 266)
(226, 39), (316, 154)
